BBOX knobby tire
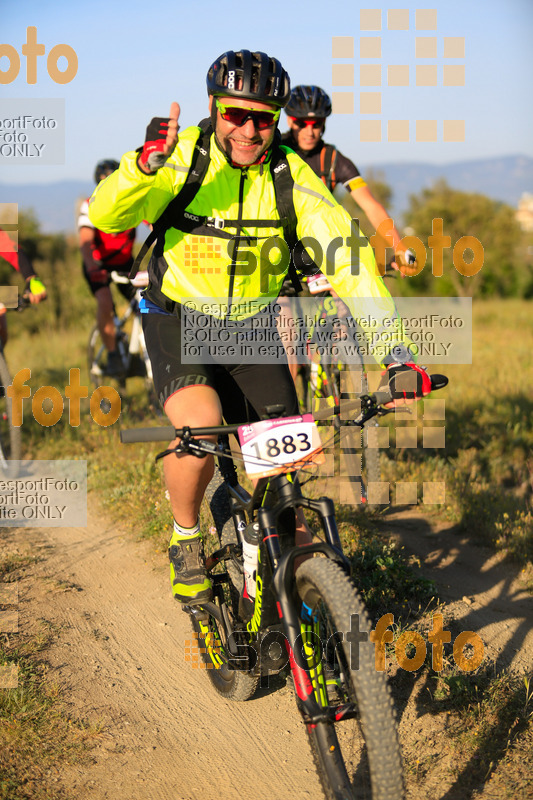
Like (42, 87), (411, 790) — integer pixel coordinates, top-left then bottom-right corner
(193, 473), (258, 701)
(295, 558), (404, 800)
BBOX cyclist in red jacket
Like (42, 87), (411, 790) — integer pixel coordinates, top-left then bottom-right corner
(78, 160), (136, 376)
(0, 228), (47, 345)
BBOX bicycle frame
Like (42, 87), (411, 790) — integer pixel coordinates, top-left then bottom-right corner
(163, 421), (357, 723)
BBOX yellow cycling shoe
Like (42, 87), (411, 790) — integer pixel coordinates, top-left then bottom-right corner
(169, 535), (213, 604)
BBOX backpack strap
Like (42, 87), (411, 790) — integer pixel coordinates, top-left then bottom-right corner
(319, 144), (337, 192)
(129, 119), (213, 280)
(269, 138), (303, 294)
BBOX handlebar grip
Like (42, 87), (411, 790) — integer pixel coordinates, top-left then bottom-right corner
(110, 270), (130, 285)
(430, 374), (449, 391)
(120, 426), (176, 443)
(17, 295), (31, 310)
(372, 390), (394, 406)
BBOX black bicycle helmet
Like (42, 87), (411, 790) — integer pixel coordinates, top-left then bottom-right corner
(207, 50), (291, 107)
(285, 85), (332, 118)
(94, 159), (119, 184)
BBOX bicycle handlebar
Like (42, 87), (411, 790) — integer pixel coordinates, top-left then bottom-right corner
(120, 426), (176, 443)
(15, 295), (31, 311)
(120, 373), (448, 445)
(110, 270), (149, 288)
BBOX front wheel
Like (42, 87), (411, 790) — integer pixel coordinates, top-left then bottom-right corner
(295, 558), (404, 800)
(0, 351), (22, 475)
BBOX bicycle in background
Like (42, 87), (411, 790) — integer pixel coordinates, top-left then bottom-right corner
(87, 270), (157, 409)
(0, 297), (32, 474)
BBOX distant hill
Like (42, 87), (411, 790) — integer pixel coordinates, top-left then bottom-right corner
(360, 154), (533, 217)
(1, 155), (532, 233)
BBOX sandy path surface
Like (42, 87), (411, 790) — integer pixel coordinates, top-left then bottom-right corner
(5, 499), (532, 799)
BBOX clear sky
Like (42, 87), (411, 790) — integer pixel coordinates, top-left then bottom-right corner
(1, 0), (532, 185)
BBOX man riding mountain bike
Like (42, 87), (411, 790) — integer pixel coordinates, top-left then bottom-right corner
(88, 50), (429, 608)
(78, 160), (136, 377)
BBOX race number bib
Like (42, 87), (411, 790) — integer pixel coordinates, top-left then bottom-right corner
(238, 414), (324, 479)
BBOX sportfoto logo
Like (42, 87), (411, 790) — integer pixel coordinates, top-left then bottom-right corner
(0, 27), (78, 85)
(228, 218), (483, 287)
(184, 613), (484, 674)
(7, 369), (121, 428)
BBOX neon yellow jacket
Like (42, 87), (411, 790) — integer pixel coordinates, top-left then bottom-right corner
(88, 125), (413, 364)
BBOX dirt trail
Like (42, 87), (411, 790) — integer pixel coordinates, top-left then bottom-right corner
(10, 500), (322, 800)
(381, 510), (533, 675)
(5, 498), (533, 800)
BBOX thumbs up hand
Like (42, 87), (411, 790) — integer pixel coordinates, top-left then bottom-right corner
(138, 102), (180, 174)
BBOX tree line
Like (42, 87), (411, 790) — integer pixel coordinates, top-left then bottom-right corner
(2, 179), (533, 319)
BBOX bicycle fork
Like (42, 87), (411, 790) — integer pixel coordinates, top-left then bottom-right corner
(259, 498), (357, 724)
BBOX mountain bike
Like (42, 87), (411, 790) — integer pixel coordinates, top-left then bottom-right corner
(120, 373), (447, 799)
(87, 270), (157, 408)
(0, 297), (31, 475)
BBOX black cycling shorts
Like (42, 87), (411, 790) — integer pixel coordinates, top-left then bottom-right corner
(141, 309), (299, 423)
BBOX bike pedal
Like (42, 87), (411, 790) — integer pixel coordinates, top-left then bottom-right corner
(182, 604), (210, 622)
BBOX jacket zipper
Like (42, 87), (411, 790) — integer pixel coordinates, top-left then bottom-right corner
(226, 168), (248, 318)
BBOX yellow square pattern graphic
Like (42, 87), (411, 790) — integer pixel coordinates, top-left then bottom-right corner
(416, 9), (437, 30)
(388, 120), (409, 142)
(443, 65), (465, 86)
(416, 37), (438, 58)
(388, 9), (409, 30)
(360, 9), (381, 31)
(183, 237), (223, 274)
(388, 65), (409, 87)
(360, 64), (382, 86)
(360, 37), (382, 58)
(332, 36), (354, 58)
(332, 92), (354, 114)
(444, 37), (465, 58)
(332, 12), (464, 142)
(395, 482), (418, 505)
(416, 65), (438, 86)
(0, 663), (19, 689)
(332, 64), (355, 87)
(443, 120), (465, 142)
(0, 203), (18, 224)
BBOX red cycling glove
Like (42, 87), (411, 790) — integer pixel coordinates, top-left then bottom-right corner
(138, 117), (175, 173)
(382, 363), (432, 402)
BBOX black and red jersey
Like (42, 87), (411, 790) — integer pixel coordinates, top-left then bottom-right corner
(78, 199), (135, 266)
(281, 133), (367, 194)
